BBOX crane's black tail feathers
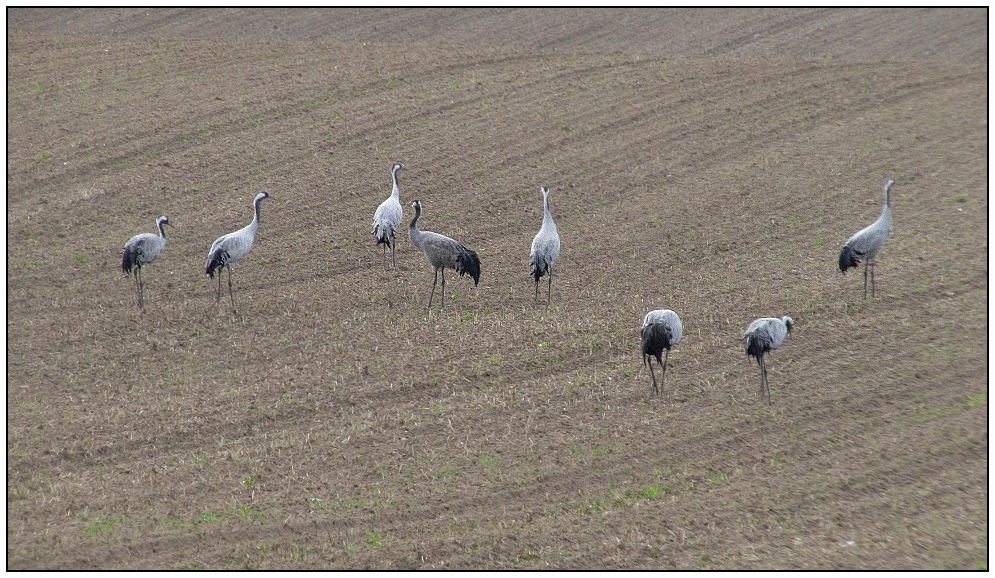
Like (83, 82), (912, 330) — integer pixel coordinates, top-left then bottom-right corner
(122, 247), (138, 275)
(641, 324), (674, 365)
(456, 247), (481, 286)
(206, 250), (227, 279)
(530, 255), (550, 283)
(838, 244), (862, 274)
(745, 335), (769, 364)
(373, 223), (394, 248)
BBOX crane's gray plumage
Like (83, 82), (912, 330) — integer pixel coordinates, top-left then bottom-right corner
(122, 215), (169, 311)
(372, 162), (404, 269)
(743, 316), (793, 405)
(530, 186), (561, 306)
(640, 309), (683, 395)
(205, 191), (269, 310)
(408, 199), (481, 310)
(839, 178), (894, 299)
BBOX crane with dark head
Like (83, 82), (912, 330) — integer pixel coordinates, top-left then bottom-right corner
(530, 186), (561, 307)
(408, 199), (481, 311)
(122, 215), (170, 311)
(839, 178), (894, 299)
(743, 316), (793, 405)
(372, 163), (404, 269)
(205, 191), (269, 311)
(640, 309), (683, 396)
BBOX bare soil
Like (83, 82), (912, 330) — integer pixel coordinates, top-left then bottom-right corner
(6, 8), (988, 570)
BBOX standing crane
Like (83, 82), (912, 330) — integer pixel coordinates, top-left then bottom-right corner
(743, 316), (793, 405)
(205, 191), (270, 310)
(640, 309), (683, 396)
(121, 215), (170, 311)
(839, 178), (895, 299)
(408, 199), (481, 310)
(372, 162), (405, 269)
(530, 186), (561, 306)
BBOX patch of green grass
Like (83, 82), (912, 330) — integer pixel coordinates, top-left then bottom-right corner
(481, 455), (500, 475)
(967, 392), (986, 407)
(366, 531), (384, 547)
(895, 405), (958, 428)
(242, 476), (256, 487)
(706, 471), (729, 485)
(640, 484), (663, 499)
(84, 515), (124, 535)
(462, 312), (476, 322)
(814, 238), (824, 249)
(199, 511), (219, 524)
(74, 251), (87, 263)
(233, 505), (265, 523)
(488, 354), (502, 366)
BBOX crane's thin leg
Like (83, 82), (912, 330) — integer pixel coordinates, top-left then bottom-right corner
(137, 266), (145, 312)
(646, 356), (659, 395)
(760, 358), (770, 405)
(862, 260), (869, 300)
(227, 266), (235, 310)
(547, 268), (553, 308)
(440, 269), (446, 309)
(428, 269), (438, 310)
(534, 276), (540, 302)
(661, 349), (670, 394)
(382, 244), (387, 271)
(391, 239), (396, 269)
(216, 270), (222, 304)
(870, 261), (876, 298)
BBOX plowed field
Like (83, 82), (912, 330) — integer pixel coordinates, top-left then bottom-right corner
(6, 8), (988, 570)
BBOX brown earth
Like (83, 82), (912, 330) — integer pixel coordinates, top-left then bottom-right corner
(6, 8), (988, 570)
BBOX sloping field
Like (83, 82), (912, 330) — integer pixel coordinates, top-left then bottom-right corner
(6, 8), (987, 570)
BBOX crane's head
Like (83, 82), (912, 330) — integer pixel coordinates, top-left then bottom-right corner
(782, 316), (794, 334)
(157, 215), (170, 227)
(254, 191), (270, 203)
(540, 186), (549, 197)
(411, 200), (422, 212)
(392, 162), (405, 173)
(883, 178), (895, 206)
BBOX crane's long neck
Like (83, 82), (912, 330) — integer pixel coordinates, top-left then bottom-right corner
(157, 219), (167, 238)
(879, 184), (893, 225)
(253, 197), (263, 227)
(391, 168), (401, 200)
(542, 193), (555, 229)
(408, 204), (423, 248)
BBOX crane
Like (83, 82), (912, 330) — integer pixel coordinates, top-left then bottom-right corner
(839, 178), (895, 299)
(530, 186), (561, 306)
(408, 199), (481, 310)
(372, 163), (404, 269)
(205, 191), (270, 310)
(743, 316), (794, 405)
(121, 215), (170, 311)
(640, 309), (683, 395)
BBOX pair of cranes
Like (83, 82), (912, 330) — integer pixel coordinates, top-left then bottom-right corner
(641, 178), (895, 404)
(121, 191), (269, 312)
(372, 162), (559, 311)
(640, 310), (793, 405)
